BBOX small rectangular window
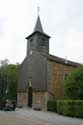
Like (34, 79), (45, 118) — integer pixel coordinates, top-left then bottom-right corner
(64, 73), (68, 80)
(40, 38), (45, 46)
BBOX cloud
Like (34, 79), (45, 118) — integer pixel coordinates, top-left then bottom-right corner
(0, 0), (83, 63)
(0, 0), (32, 64)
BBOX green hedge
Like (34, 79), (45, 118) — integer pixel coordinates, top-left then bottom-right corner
(47, 100), (83, 118)
(47, 100), (57, 112)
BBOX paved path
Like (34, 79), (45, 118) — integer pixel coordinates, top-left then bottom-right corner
(0, 108), (83, 125)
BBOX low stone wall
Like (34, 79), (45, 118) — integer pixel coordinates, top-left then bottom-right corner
(17, 92), (28, 107)
(32, 91), (48, 110)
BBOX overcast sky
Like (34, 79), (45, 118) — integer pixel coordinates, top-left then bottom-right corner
(0, 0), (83, 64)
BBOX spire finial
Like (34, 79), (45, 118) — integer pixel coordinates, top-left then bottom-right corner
(33, 7), (44, 33)
(37, 6), (40, 16)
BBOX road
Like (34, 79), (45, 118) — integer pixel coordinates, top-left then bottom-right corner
(0, 108), (83, 125)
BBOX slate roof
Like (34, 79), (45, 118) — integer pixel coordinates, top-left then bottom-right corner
(33, 16), (43, 33)
(48, 54), (81, 67)
(25, 16), (50, 39)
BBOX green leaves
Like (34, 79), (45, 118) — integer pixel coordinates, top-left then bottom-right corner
(0, 64), (18, 100)
(64, 66), (83, 99)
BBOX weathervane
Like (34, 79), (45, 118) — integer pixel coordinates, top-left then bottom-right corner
(37, 6), (40, 16)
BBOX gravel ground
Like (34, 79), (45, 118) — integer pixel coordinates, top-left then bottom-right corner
(0, 108), (83, 125)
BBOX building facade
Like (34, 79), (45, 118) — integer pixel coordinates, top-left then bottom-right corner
(17, 16), (80, 110)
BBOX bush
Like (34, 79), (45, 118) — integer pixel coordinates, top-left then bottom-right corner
(47, 100), (83, 118)
(47, 100), (57, 112)
(57, 100), (83, 118)
(64, 66), (83, 100)
(57, 100), (75, 117)
(57, 100), (64, 114)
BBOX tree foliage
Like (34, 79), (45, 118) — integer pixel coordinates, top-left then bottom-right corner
(0, 60), (18, 100)
(64, 66), (83, 100)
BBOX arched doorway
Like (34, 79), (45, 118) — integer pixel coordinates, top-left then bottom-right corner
(28, 87), (33, 107)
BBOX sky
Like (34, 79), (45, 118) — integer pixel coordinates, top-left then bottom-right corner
(0, 0), (83, 64)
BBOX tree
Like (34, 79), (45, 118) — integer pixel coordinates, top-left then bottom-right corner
(0, 63), (8, 99)
(0, 59), (9, 66)
(64, 66), (83, 100)
(0, 60), (18, 100)
(5, 64), (18, 100)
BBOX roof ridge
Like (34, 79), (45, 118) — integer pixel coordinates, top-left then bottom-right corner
(48, 54), (81, 67)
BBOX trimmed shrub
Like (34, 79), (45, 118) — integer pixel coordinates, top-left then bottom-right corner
(57, 100), (75, 117)
(57, 100), (83, 118)
(47, 100), (57, 112)
(47, 100), (83, 118)
(57, 100), (64, 114)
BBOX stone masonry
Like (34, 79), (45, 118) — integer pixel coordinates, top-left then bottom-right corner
(47, 60), (76, 99)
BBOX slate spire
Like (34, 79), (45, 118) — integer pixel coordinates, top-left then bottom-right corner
(33, 16), (44, 33)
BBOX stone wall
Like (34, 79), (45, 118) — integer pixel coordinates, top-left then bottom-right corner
(47, 60), (76, 99)
(32, 91), (48, 110)
(17, 92), (28, 107)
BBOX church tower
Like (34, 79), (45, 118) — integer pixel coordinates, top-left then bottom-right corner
(17, 15), (51, 110)
(26, 16), (50, 56)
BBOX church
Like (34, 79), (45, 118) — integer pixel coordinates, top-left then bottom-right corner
(17, 15), (80, 110)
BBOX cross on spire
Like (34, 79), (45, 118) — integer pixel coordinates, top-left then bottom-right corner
(37, 6), (40, 16)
